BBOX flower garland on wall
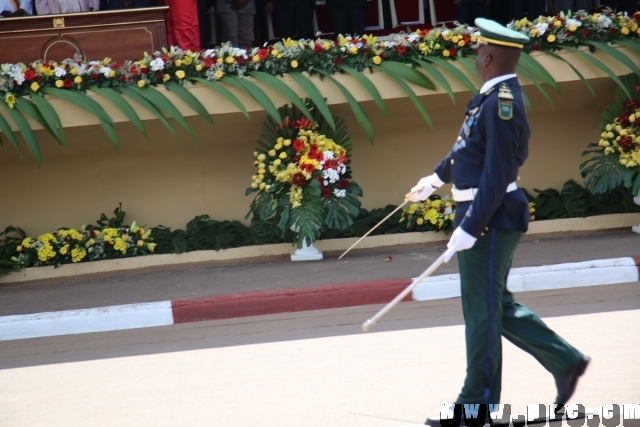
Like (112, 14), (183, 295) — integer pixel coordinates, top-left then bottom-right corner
(1, 9), (640, 165)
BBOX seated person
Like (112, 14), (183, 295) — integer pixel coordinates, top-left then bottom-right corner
(0, 0), (33, 17)
(100, 0), (156, 9)
(36, 0), (99, 13)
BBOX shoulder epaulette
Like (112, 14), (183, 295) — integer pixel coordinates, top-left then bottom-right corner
(497, 82), (514, 120)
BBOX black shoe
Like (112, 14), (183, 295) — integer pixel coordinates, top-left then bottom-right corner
(553, 356), (591, 412)
(425, 404), (464, 427)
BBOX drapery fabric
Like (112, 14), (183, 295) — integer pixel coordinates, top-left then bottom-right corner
(163, 0), (200, 51)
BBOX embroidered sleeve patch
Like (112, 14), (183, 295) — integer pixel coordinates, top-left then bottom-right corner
(498, 99), (513, 120)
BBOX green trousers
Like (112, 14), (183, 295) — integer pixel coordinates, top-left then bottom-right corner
(454, 228), (584, 404)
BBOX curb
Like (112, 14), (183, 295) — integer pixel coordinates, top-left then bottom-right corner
(1, 256), (638, 342)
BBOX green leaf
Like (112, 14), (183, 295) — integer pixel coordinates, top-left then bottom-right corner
(121, 85), (177, 138)
(247, 71), (313, 119)
(563, 47), (631, 99)
(545, 51), (595, 96)
(338, 65), (388, 116)
(518, 52), (561, 94)
(377, 66), (432, 128)
(29, 93), (66, 145)
(164, 80), (213, 124)
(190, 77), (250, 119)
(91, 86), (148, 137)
(41, 87), (119, 149)
(421, 56), (478, 95)
(615, 38), (640, 55)
(412, 58), (455, 104)
(313, 68), (374, 143)
(378, 61), (435, 90)
(288, 72), (336, 130)
(223, 76), (281, 124)
(456, 55), (482, 86)
(0, 105), (20, 153)
(129, 85), (195, 139)
(516, 64), (554, 109)
(583, 40), (640, 76)
(0, 101), (41, 166)
(14, 97), (65, 146)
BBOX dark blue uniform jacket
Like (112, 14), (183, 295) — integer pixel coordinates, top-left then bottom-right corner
(434, 77), (530, 238)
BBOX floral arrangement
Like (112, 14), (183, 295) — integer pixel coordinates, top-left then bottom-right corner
(399, 195), (457, 232)
(581, 73), (640, 195)
(508, 9), (640, 50)
(246, 101), (362, 248)
(11, 222), (156, 268)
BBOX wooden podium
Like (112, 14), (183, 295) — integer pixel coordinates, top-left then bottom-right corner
(0, 6), (168, 64)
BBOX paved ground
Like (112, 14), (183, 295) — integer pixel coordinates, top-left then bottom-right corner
(0, 228), (639, 341)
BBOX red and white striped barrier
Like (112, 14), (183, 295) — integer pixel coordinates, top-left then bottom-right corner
(1, 257), (638, 341)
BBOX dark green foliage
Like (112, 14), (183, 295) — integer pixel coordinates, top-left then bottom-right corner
(149, 226), (189, 254)
(0, 226), (26, 276)
(93, 203), (126, 229)
(532, 180), (639, 220)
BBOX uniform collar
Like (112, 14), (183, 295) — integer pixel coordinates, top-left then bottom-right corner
(479, 74), (517, 94)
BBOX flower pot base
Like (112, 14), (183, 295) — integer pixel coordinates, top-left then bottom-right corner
(290, 243), (323, 261)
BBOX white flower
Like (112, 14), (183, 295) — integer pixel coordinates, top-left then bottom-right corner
(597, 14), (612, 28)
(407, 34), (420, 43)
(333, 189), (346, 198)
(565, 18), (582, 28)
(323, 151), (335, 160)
(54, 66), (66, 77)
(534, 22), (549, 35)
(149, 57), (165, 71)
(99, 66), (111, 77)
(9, 65), (25, 85)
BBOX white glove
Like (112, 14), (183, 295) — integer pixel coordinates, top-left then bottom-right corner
(444, 227), (477, 262)
(409, 174), (443, 202)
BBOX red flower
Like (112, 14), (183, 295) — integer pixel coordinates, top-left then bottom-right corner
(634, 12), (640, 21)
(203, 57), (214, 68)
(293, 172), (307, 186)
(397, 45), (406, 54)
(532, 43), (540, 51)
(292, 154), (301, 163)
(63, 78), (73, 88)
(141, 67), (148, 75)
(335, 57), (343, 64)
(237, 57), (245, 65)
(292, 138), (305, 151)
(581, 29), (589, 37)
(449, 48), (457, 56)
(314, 44), (323, 53)
(157, 73), (164, 80)
(617, 135), (634, 152)
(635, 85), (640, 92)
(24, 69), (35, 81)
(609, 28), (617, 35)
(92, 74), (99, 81)
(322, 188), (331, 198)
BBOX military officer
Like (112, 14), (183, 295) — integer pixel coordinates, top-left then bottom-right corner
(413, 18), (591, 424)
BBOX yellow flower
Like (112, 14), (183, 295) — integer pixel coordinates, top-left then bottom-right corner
(21, 237), (32, 248)
(458, 40), (465, 47)
(271, 48), (279, 57)
(257, 153), (266, 161)
(4, 93), (16, 109)
(71, 247), (86, 263)
(373, 55), (382, 65)
(109, 69), (116, 78)
(182, 56), (192, 66)
(74, 76), (83, 84)
(137, 79), (146, 88)
(279, 152), (287, 159)
(323, 42), (332, 50)
(471, 34), (478, 42)
(175, 70), (186, 79)
(163, 74), (171, 82)
(363, 34), (377, 45)
(137, 240), (144, 247)
(147, 243), (157, 252)
(268, 149), (276, 157)
(349, 46), (358, 54)
(252, 55), (261, 63)
(225, 56), (235, 64)
(60, 245), (69, 255)
(621, 26), (630, 35)
(451, 36), (460, 43)
(214, 69), (224, 79)
(30, 82), (40, 92)
(547, 34), (556, 43)
(195, 64), (203, 71)
(553, 20), (561, 27)
(630, 21), (638, 32)
(530, 28), (538, 36)
(568, 24), (577, 32)
(291, 60), (298, 68)
(217, 58), (223, 64)
(70, 68), (78, 75)
(175, 59), (183, 67)
(442, 49), (450, 57)
(416, 217), (424, 225)
(283, 37), (297, 48)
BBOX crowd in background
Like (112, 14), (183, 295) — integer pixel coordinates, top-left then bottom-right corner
(1, 0), (638, 51)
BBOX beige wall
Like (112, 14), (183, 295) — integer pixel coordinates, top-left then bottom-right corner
(0, 54), (623, 236)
